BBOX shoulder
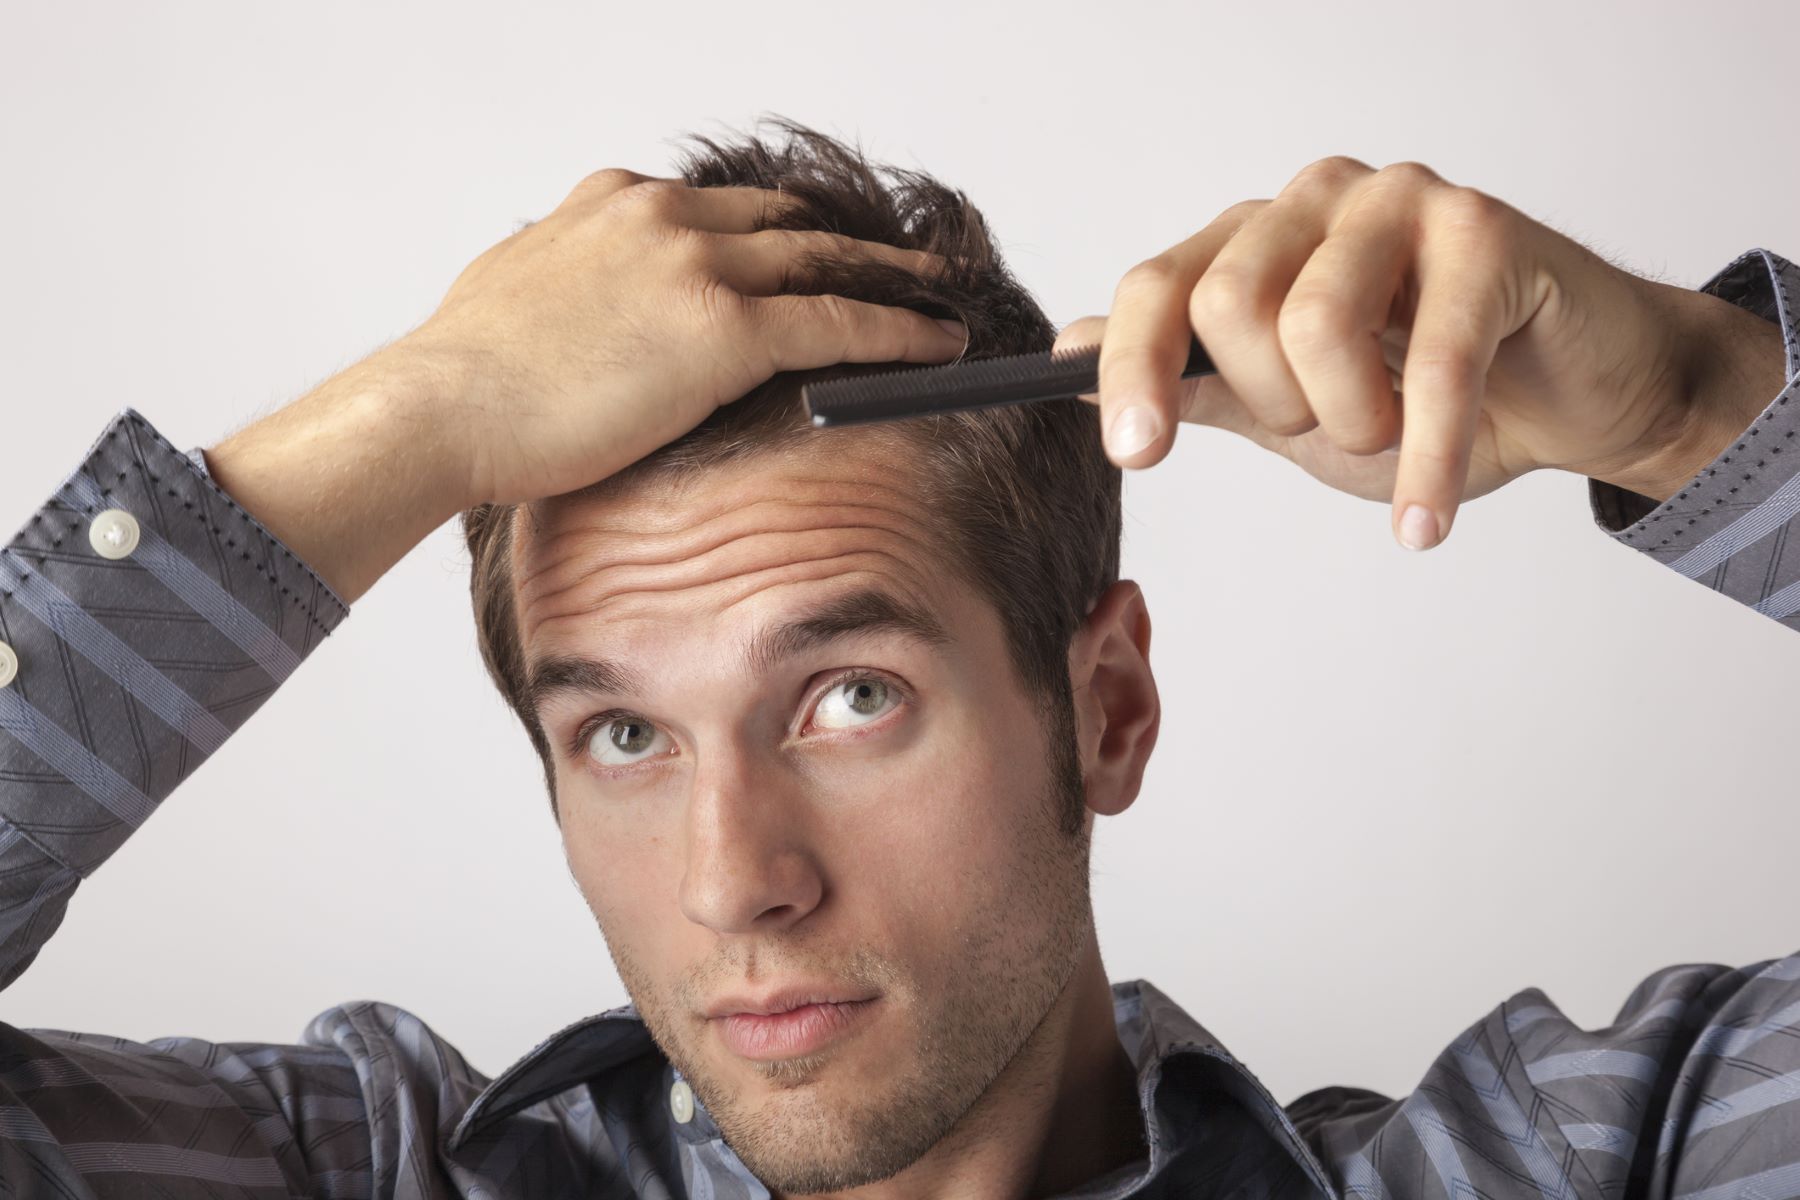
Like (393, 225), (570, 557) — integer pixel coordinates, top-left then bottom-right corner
(299, 998), (494, 1132)
(1289, 952), (1800, 1198)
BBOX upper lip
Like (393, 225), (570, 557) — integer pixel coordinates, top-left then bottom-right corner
(704, 986), (878, 1019)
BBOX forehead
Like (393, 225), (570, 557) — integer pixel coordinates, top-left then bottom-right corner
(511, 437), (959, 662)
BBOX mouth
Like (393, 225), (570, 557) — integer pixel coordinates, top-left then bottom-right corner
(706, 990), (880, 1061)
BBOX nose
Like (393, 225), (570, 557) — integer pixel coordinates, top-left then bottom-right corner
(678, 748), (824, 935)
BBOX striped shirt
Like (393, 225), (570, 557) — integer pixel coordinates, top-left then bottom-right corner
(0, 246), (1796, 1198)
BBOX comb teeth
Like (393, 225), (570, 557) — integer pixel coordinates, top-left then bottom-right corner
(804, 345), (1103, 426)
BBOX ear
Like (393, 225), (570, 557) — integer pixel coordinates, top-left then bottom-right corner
(1067, 580), (1160, 819)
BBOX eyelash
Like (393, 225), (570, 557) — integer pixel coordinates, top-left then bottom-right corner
(565, 668), (910, 772)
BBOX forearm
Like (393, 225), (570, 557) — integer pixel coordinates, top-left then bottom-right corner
(204, 340), (477, 605)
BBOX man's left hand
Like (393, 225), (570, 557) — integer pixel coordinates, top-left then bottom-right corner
(1055, 157), (1787, 549)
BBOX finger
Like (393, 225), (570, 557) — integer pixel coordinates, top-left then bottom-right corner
(675, 184), (817, 234)
(1060, 312), (1287, 444)
(1277, 199), (1412, 457)
(1390, 244), (1510, 550)
(1190, 187), (1344, 440)
(712, 228), (948, 296)
(750, 293), (969, 374)
(1096, 206), (1261, 468)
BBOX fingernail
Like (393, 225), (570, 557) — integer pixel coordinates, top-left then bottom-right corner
(935, 318), (968, 339)
(1398, 503), (1439, 551)
(1108, 405), (1159, 459)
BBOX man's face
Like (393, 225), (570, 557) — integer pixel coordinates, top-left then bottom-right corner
(512, 438), (1095, 1191)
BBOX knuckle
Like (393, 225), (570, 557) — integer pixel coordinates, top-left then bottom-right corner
(1098, 342), (1163, 382)
(1378, 160), (1444, 189)
(804, 228), (862, 257)
(626, 177), (685, 211)
(687, 274), (748, 328)
(808, 292), (856, 328)
(754, 227), (801, 250)
(1404, 349), (1481, 392)
(1433, 185), (1511, 238)
(1190, 265), (1264, 328)
(1276, 292), (1353, 353)
(1294, 155), (1374, 190)
(1401, 442), (1468, 476)
(650, 222), (713, 270)
(1055, 315), (1105, 351)
(607, 178), (685, 226)
(576, 167), (649, 196)
(706, 273), (746, 312)
(769, 228), (862, 274)
(1117, 256), (1182, 298)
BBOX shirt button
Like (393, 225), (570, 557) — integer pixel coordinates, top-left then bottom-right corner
(669, 1078), (695, 1124)
(0, 642), (16, 689)
(89, 509), (141, 560)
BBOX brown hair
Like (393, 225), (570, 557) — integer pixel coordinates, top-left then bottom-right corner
(462, 118), (1121, 827)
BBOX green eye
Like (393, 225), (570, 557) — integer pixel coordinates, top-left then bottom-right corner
(588, 717), (668, 766)
(611, 721), (655, 753)
(814, 678), (896, 730)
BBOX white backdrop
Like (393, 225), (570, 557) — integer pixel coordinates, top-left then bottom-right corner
(2, 0), (1796, 1109)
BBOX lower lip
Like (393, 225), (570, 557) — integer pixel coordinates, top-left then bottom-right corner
(715, 999), (877, 1060)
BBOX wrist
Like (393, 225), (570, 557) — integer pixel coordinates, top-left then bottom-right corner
(360, 335), (491, 509)
(206, 343), (476, 603)
(1589, 288), (1789, 504)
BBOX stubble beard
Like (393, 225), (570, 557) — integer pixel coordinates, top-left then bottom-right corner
(606, 698), (1093, 1194)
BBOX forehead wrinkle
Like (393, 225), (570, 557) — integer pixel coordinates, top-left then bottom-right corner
(521, 521), (940, 626)
(515, 498), (941, 612)
(524, 472), (933, 561)
(524, 546), (934, 646)
(513, 448), (962, 664)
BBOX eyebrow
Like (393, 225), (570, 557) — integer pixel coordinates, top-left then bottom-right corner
(522, 587), (952, 719)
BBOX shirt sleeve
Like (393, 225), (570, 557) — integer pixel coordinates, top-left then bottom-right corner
(0, 406), (349, 991)
(0, 408), (382, 1193)
(1589, 247), (1800, 630)
(1291, 950), (1800, 1198)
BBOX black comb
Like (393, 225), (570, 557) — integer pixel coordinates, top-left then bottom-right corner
(804, 334), (1217, 426)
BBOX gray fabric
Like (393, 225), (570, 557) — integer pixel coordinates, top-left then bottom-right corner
(0, 248), (1796, 1197)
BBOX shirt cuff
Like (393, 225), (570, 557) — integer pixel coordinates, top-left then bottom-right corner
(0, 408), (348, 874)
(1588, 247), (1800, 624)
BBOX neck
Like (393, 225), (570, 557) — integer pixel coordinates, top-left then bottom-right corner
(779, 928), (1146, 1200)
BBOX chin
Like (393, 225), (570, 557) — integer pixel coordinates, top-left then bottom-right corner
(712, 1085), (939, 1196)
(685, 1036), (980, 1196)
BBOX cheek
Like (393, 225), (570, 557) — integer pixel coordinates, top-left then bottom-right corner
(560, 790), (692, 974)
(828, 707), (1053, 945)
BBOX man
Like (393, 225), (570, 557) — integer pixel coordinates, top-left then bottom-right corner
(0, 120), (1792, 1198)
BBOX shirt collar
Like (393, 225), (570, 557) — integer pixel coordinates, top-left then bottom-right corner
(448, 979), (1334, 1194)
(448, 1001), (655, 1151)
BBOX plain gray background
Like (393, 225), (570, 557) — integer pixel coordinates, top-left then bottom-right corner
(2, 0), (1796, 1109)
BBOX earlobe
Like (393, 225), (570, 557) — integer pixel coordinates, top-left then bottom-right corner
(1068, 581), (1160, 820)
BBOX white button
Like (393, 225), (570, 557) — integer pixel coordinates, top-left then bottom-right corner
(669, 1078), (695, 1124)
(0, 642), (15, 689)
(89, 509), (140, 560)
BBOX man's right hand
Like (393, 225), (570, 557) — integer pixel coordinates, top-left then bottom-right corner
(205, 169), (968, 603)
